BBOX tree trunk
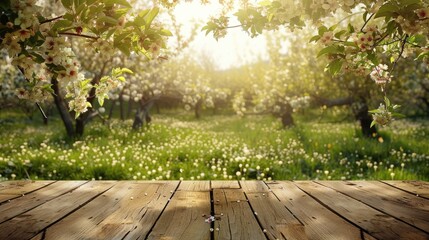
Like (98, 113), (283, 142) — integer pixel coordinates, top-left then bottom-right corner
(195, 99), (202, 119)
(119, 91), (125, 120)
(354, 102), (377, 137)
(43, 115), (48, 125)
(132, 97), (154, 130)
(155, 102), (160, 114)
(75, 118), (85, 136)
(108, 100), (116, 119)
(127, 100), (133, 118)
(51, 78), (75, 138)
(74, 74), (100, 137)
(280, 103), (294, 128)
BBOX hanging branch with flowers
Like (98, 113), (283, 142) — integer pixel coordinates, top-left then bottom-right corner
(0, 0), (172, 119)
(201, 0), (429, 127)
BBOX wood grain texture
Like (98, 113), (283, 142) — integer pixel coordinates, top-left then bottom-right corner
(267, 181), (362, 240)
(211, 181), (240, 189)
(0, 181), (115, 240)
(246, 192), (307, 240)
(43, 181), (179, 240)
(298, 181), (429, 239)
(178, 181), (211, 191)
(213, 189), (266, 240)
(320, 181), (429, 233)
(30, 232), (44, 240)
(0, 181), (427, 240)
(147, 191), (211, 240)
(382, 180), (429, 198)
(0, 181), (54, 203)
(0, 181), (86, 223)
(0, 181), (53, 194)
(240, 181), (269, 193)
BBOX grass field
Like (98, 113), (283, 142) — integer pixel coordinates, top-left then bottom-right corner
(0, 109), (428, 181)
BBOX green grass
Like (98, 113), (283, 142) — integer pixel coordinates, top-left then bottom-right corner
(0, 109), (428, 181)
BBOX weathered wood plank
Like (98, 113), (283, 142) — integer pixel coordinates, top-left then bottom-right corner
(30, 232), (44, 240)
(178, 181), (211, 191)
(0, 181), (86, 223)
(211, 181), (240, 189)
(267, 181), (362, 240)
(0, 194), (20, 203)
(240, 181), (269, 193)
(213, 189), (266, 240)
(382, 181), (429, 198)
(43, 181), (178, 240)
(363, 232), (377, 240)
(320, 181), (429, 233)
(246, 192), (307, 240)
(0, 181), (115, 240)
(0, 181), (54, 203)
(0, 181), (54, 194)
(147, 191), (211, 240)
(263, 181), (282, 189)
(298, 181), (429, 239)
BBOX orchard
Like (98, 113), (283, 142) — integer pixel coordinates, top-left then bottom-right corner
(0, 0), (428, 181)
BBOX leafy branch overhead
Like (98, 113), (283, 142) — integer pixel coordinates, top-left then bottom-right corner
(202, 0), (429, 126)
(0, 0), (171, 117)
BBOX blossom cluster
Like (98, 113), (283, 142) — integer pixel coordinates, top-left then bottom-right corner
(232, 91), (247, 117)
(370, 64), (391, 87)
(371, 103), (392, 126)
(1, 0), (170, 118)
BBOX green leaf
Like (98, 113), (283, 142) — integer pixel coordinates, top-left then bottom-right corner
(363, 11), (368, 22)
(104, 0), (132, 8)
(392, 104), (401, 110)
(160, 29), (173, 36)
(347, 23), (354, 33)
(63, 13), (74, 21)
(317, 45), (342, 58)
(367, 52), (379, 65)
(375, 3), (399, 18)
(334, 30), (346, 39)
(52, 19), (73, 31)
(392, 113), (406, 118)
(370, 120), (376, 128)
(318, 26), (328, 35)
(116, 42), (131, 56)
(325, 59), (343, 75)
(105, 28), (116, 39)
(99, 16), (118, 25)
(145, 7), (159, 29)
(309, 35), (321, 43)
(415, 51), (429, 61)
(368, 109), (381, 113)
(117, 76), (126, 82)
(258, 0), (272, 6)
(98, 97), (105, 106)
(61, 0), (73, 9)
(384, 96), (391, 107)
(30, 53), (45, 64)
(41, 84), (54, 93)
(120, 68), (133, 74)
(399, 0), (421, 7)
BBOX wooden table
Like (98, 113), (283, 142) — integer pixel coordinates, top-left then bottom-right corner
(0, 180), (428, 240)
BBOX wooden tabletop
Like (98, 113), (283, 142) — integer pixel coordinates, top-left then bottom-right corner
(0, 180), (428, 240)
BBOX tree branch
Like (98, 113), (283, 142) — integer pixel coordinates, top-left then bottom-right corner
(59, 32), (99, 40)
(40, 16), (63, 24)
(361, 12), (375, 33)
(391, 34), (408, 72)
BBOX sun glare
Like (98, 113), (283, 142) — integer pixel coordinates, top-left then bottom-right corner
(170, 1), (268, 70)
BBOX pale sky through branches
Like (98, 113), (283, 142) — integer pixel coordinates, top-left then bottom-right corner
(169, 1), (268, 70)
